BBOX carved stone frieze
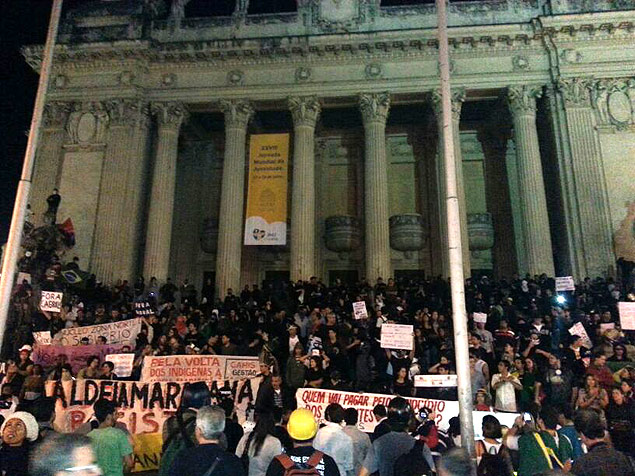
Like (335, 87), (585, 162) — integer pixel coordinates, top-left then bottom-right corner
(512, 55), (529, 71)
(227, 70), (244, 85)
(220, 100), (254, 129)
(295, 67), (311, 82)
(151, 102), (189, 130)
(66, 101), (109, 145)
(288, 96), (321, 128)
(118, 71), (134, 86)
(365, 63), (382, 79)
(161, 73), (177, 87)
(590, 78), (635, 128)
(42, 101), (72, 129)
(558, 78), (593, 108)
(303, 0), (370, 33)
(430, 89), (466, 122)
(507, 85), (543, 116)
(614, 201), (635, 262)
(359, 92), (390, 125)
(105, 99), (150, 128)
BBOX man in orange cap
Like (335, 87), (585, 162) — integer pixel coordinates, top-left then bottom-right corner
(265, 408), (340, 476)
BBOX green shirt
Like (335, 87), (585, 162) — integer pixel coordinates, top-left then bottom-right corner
(88, 426), (133, 476)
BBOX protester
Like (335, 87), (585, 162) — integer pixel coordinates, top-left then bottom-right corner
(265, 408), (340, 476)
(168, 405), (245, 476)
(571, 409), (635, 476)
(30, 434), (96, 476)
(313, 403), (354, 476)
(0, 411), (39, 476)
(236, 411), (283, 476)
(87, 399), (133, 476)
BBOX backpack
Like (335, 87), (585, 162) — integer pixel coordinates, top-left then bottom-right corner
(274, 451), (324, 476)
(393, 440), (433, 476)
(476, 441), (513, 476)
(158, 414), (197, 476)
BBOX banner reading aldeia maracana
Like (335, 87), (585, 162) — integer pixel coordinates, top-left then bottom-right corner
(244, 133), (289, 245)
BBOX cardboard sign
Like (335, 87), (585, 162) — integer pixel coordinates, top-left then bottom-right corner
(33, 344), (127, 374)
(52, 318), (142, 346)
(295, 388), (517, 438)
(33, 331), (52, 346)
(352, 301), (368, 320)
(141, 355), (260, 383)
(46, 377), (259, 472)
(105, 353), (135, 378)
(414, 374), (458, 388)
(134, 301), (153, 318)
(569, 322), (592, 348)
(17, 272), (31, 284)
(555, 276), (575, 292)
(473, 312), (487, 324)
(380, 323), (413, 350)
(40, 291), (63, 312)
(619, 302), (635, 331)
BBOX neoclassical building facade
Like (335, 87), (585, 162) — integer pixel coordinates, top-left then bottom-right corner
(23, 0), (635, 295)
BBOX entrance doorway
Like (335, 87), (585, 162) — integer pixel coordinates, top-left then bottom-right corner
(394, 269), (426, 283)
(264, 270), (290, 292)
(328, 270), (359, 286)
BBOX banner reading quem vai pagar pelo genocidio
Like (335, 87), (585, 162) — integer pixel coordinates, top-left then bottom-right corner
(47, 377), (260, 472)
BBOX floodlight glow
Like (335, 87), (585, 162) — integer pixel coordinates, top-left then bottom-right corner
(556, 295), (566, 304)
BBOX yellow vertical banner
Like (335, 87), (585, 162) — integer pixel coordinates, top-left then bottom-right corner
(244, 133), (290, 245)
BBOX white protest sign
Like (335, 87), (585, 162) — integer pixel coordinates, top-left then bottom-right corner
(51, 318), (142, 346)
(33, 331), (52, 346)
(105, 353), (135, 377)
(569, 322), (592, 348)
(619, 302), (635, 331)
(414, 374), (458, 388)
(473, 312), (487, 324)
(40, 291), (63, 312)
(352, 301), (368, 320)
(380, 323), (413, 350)
(17, 272), (31, 284)
(295, 388), (517, 438)
(555, 276), (575, 292)
(141, 355), (261, 383)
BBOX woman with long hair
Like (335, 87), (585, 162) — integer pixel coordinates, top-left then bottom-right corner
(236, 412), (282, 476)
(392, 366), (414, 397)
(576, 374), (609, 414)
(606, 387), (635, 456)
(476, 415), (514, 476)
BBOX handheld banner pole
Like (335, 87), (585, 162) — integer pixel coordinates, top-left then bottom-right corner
(0, 0), (64, 349)
(435, 0), (476, 457)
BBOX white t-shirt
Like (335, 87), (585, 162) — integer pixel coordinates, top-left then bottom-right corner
(491, 373), (520, 412)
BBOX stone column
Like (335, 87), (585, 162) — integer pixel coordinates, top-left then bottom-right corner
(92, 99), (150, 283)
(431, 89), (471, 278)
(143, 102), (188, 282)
(359, 93), (391, 281)
(558, 78), (614, 278)
(30, 102), (71, 225)
(288, 96), (321, 282)
(507, 85), (555, 276)
(215, 100), (254, 298)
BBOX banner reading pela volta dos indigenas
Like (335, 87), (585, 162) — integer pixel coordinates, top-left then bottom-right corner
(244, 133), (289, 245)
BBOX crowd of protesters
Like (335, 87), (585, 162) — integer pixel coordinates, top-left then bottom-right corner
(1, 256), (635, 475)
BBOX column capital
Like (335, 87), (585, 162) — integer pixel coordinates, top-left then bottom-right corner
(151, 101), (189, 130)
(557, 78), (593, 108)
(359, 92), (390, 126)
(220, 99), (254, 129)
(430, 88), (466, 121)
(288, 96), (321, 128)
(106, 99), (150, 128)
(507, 85), (543, 116)
(42, 101), (72, 129)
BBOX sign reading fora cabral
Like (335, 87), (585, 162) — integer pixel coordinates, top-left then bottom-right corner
(244, 133), (289, 245)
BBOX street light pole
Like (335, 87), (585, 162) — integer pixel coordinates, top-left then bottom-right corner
(435, 0), (476, 456)
(0, 0), (64, 348)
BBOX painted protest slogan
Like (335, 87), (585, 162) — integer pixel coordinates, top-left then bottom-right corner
(33, 344), (127, 374)
(141, 355), (260, 383)
(295, 388), (517, 439)
(47, 377), (260, 472)
(244, 133), (290, 245)
(52, 318), (142, 346)
(33, 331), (52, 345)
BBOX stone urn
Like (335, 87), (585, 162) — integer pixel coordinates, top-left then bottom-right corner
(199, 217), (218, 254)
(467, 213), (494, 251)
(324, 215), (361, 254)
(389, 214), (426, 258)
